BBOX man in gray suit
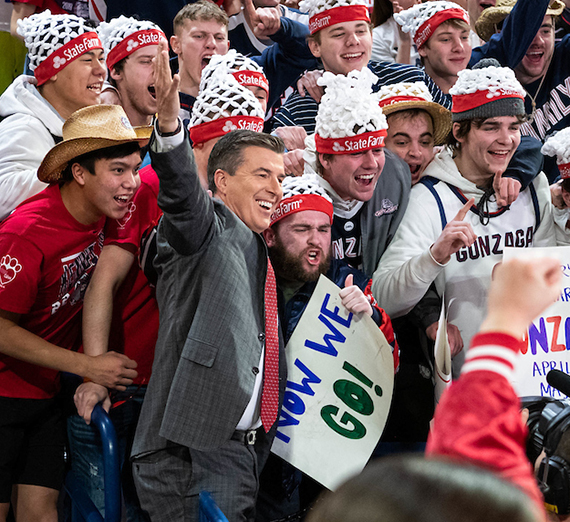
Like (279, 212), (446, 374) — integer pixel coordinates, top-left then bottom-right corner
(131, 42), (287, 521)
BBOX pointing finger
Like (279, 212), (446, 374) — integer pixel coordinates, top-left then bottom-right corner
(453, 197), (474, 222)
(493, 170), (503, 185)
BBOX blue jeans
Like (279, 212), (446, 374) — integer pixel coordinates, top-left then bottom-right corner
(67, 386), (149, 522)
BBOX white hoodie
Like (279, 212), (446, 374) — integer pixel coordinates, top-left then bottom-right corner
(372, 147), (556, 371)
(0, 75), (63, 220)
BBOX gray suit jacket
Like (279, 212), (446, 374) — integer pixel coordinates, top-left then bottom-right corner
(132, 134), (286, 456)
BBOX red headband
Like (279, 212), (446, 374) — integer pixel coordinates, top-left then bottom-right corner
(414, 8), (470, 48)
(34, 31), (103, 86)
(270, 194), (334, 226)
(560, 163), (570, 179)
(231, 70), (269, 94)
(189, 115), (264, 144)
(106, 29), (166, 70)
(452, 89), (525, 114)
(379, 95), (429, 108)
(315, 129), (386, 154)
(308, 5), (370, 34)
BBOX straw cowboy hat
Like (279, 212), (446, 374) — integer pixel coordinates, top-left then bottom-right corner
(38, 104), (152, 183)
(377, 82), (453, 145)
(475, 0), (565, 42)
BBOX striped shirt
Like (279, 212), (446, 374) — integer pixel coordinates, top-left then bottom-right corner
(270, 60), (452, 134)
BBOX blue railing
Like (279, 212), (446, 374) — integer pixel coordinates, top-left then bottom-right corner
(64, 404), (121, 522)
(199, 491), (229, 522)
(64, 404), (226, 522)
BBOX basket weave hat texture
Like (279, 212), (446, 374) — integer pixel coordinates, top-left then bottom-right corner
(270, 173), (334, 226)
(17, 10), (103, 85)
(189, 65), (265, 144)
(394, 1), (469, 48)
(475, 0), (564, 42)
(449, 59), (526, 121)
(98, 15), (166, 69)
(542, 128), (570, 178)
(201, 50), (269, 94)
(377, 82), (452, 145)
(38, 104), (152, 183)
(17, 10), (98, 71)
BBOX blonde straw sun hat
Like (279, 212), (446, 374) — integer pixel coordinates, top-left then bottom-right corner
(38, 105), (152, 183)
(475, 0), (564, 42)
(377, 82), (452, 145)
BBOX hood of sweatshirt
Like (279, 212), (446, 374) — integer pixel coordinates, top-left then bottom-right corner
(422, 147), (491, 203)
(0, 75), (64, 137)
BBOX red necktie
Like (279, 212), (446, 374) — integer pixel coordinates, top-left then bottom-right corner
(261, 259), (279, 433)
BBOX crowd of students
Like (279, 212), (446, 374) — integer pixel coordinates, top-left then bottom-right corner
(2, 0), (570, 521)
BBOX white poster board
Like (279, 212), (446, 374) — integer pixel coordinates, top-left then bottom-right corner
(503, 246), (570, 398)
(271, 275), (394, 491)
(434, 298), (451, 404)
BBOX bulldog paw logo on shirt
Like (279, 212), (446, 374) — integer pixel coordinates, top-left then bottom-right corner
(117, 201), (137, 229)
(0, 255), (22, 288)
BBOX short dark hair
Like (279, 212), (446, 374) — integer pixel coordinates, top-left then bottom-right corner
(207, 130), (284, 193)
(386, 108), (434, 129)
(447, 114), (527, 154)
(108, 57), (128, 88)
(315, 152), (334, 176)
(60, 141), (142, 183)
(307, 455), (538, 522)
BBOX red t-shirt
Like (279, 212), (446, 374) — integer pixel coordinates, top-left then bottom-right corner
(103, 166), (161, 384)
(0, 184), (105, 399)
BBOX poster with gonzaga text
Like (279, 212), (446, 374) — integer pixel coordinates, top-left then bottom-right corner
(503, 246), (570, 398)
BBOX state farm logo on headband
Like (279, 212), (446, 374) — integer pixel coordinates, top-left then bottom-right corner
(378, 95), (426, 108)
(34, 31), (103, 86)
(106, 28), (166, 69)
(271, 198), (303, 223)
(496, 88), (524, 98)
(53, 56), (66, 69)
(126, 39), (139, 52)
(316, 130), (386, 154)
(136, 31), (163, 45)
(560, 163), (570, 179)
(344, 133), (385, 151)
(414, 8), (469, 48)
(222, 120), (238, 133)
(190, 115), (264, 144)
(232, 71), (269, 94)
(63, 35), (102, 61)
(237, 119), (264, 132)
(452, 88), (524, 113)
(309, 14), (332, 33)
(270, 193), (334, 225)
(308, 5), (370, 34)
